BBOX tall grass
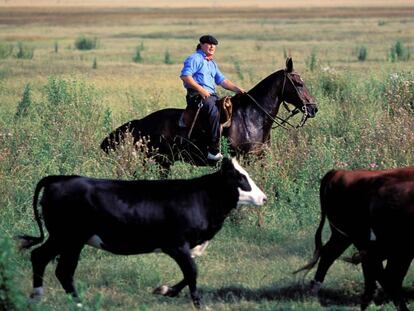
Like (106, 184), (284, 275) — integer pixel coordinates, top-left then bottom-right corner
(0, 237), (25, 311)
(305, 49), (317, 71)
(4, 69), (411, 231)
(0, 41), (13, 59)
(15, 83), (32, 118)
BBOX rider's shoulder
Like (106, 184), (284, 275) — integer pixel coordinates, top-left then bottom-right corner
(184, 51), (204, 63)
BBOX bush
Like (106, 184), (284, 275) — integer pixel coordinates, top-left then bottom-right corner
(164, 49), (173, 64)
(92, 57), (97, 69)
(74, 35), (97, 50)
(16, 42), (34, 59)
(139, 41), (145, 51)
(315, 67), (352, 102)
(388, 40), (410, 62)
(357, 46), (368, 61)
(132, 47), (142, 63)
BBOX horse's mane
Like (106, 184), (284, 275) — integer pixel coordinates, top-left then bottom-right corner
(231, 69), (283, 106)
(247, 69), (283, 96)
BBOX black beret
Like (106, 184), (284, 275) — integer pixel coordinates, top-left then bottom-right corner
(199, 35), (218, 45)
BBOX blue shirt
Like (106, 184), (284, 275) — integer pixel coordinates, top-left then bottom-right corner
(180, 50), (226, 94)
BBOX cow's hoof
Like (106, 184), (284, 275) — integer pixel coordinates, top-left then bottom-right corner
(309, 280), (322, 296)
(28, 294), (42, 304)
(153, 285), (171, 295)
(28, 287), (44, 304)
(360, 293), (373, 310)
(192, 296), (202, 309)
(153, 285), (179, 297)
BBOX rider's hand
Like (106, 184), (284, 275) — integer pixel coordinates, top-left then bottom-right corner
(199, 89), (211, 100)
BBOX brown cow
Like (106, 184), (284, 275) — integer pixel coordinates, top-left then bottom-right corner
(296, 166), (414, 311)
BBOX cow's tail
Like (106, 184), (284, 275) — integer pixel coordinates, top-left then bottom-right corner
(17, 176), (71, 250)
(293, 170), (334, 275)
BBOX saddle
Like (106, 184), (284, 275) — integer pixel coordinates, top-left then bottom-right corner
(179, 96), (233, 133)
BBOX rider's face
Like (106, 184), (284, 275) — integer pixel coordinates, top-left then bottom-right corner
(201, 43), (216, 57)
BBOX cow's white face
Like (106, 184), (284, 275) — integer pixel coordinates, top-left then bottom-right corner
(231, 158), (267, 206)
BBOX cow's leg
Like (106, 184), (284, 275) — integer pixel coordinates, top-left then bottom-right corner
(360, 249), (384, 310)
(162, 244), (201, 308)
(54, 243), (84, 304)
(30, 237), (60, 301)
(311, 230), (351, 294)
(382, 254), (411, 311)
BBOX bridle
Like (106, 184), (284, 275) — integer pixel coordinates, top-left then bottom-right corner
(245, 70), (311, 130)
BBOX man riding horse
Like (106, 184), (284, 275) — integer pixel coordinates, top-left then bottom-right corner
(180, 35), (245, 161)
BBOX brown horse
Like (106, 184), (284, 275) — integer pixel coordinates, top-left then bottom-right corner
(101, 58), (318, 170)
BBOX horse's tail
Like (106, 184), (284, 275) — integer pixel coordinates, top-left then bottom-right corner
(293, 170), (334, 275)
(16, 175), (75, 249)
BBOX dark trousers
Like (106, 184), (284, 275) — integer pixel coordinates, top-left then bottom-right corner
(186, 91), (220, 152)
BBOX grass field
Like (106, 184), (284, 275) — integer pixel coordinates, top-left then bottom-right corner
(1, 1), (414, 310)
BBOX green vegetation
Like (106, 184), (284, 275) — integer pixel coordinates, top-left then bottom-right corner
(388, 40), (411, 62)
(16, 42), (34, 59)
(74, 35), (98, 50)
(357, 45), (368, 61)
(164, 49), (173, 64)
(0, 41), (13, 59)
(0, 5), (413, 311)
(133, 48), (143, 63)
(15, 83), (32, 118)
(306, 49), (318, 71)
(92, 57), (98, 69)
(233, 59), (244, 81)
(0, 237), (25, 311)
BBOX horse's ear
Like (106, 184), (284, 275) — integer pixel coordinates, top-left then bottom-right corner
(285, 57), (293, 73)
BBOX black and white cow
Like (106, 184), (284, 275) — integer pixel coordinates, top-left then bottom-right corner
(19, 158), (267, 308)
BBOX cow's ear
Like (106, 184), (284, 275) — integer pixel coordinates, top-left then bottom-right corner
(285, 57), (293, 73)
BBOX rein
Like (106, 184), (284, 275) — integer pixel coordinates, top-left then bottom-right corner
(245, 71), (309, 130)
(245, 93), (293, 130)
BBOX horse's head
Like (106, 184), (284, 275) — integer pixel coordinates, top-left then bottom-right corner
(281, 58), (318, 123)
